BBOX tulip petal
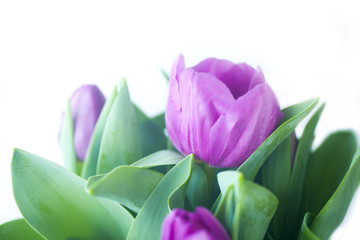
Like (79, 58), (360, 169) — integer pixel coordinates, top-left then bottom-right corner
(193, 58), (256, 99)
(166, 55), (185, 152)
(195, 207), (230, 240)
(176, 69), (234, 161)
(70, 85), (105, 160)
(210, 83), (283, 167)
(161, 208), (229, 240)
(249, 66), (266, 89)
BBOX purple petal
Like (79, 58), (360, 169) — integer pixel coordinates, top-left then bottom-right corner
(70, 85), (105, 160)
(195, 207), (230, 240)
(185, 231), (216, 240)
(249, 66), (266, 89)
(161, 207), (230, 240)
(192, 58), (256, 99)
(165, 55), (185, 153)
(176, 69), (234, 161)
(210, 83), (283, 167)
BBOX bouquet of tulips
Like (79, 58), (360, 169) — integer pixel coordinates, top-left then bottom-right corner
(1, 55), (359, 240)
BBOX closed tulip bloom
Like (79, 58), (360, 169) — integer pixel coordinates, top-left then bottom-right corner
(161, 207), (230, 240)
(70, 85), (105, 161)
(166, 55), (283, 167)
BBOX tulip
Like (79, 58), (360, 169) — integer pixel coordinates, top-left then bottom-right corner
(161, 207), (230, 240)
(69, 85), (106, 161)
(166, 55), (283, 167)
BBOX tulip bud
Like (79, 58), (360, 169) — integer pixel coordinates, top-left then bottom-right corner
(161, 207), (230, 240)
(69, 85), (106, 161)
(166, 55), (283, 167)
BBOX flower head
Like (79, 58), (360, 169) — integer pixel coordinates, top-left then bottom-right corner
(161, 207), (230, 240)
(69, 85), (105, 161)
(166, 55), (283, 167)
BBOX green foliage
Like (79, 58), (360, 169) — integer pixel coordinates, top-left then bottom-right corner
(0, 219), (44, 240)
(130, 150), (183, 168)
(310, 148), (360, 239)
(281, 104), (325, 238)
(87, 167), (163, 213)
(302, 131), (357, 216)
(298, 213), (320, 240)
(12, 149), (134, 240)
(9, 89), (360, 240)
(126, 155), (194, 240)
(261, 133), (293, 238)
(97, 79), (141, 174)
(133, 105), (167, 156)
(81, 86), (117, 179)
(215, 171), (278, 240)
(186, 165), (209, 208)
(238, 98), (319, 180)
(151, 112), (165, 130)
(60, 100), (79, 175)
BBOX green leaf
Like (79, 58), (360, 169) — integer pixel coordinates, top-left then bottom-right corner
(261, 133), (293, 239)
(302, 131), (357, 216)
(12, 149), (134, 240)
(186, 165), (209, 208)
(133, 105), (167, 156)
(214, 185), (236, 236)
(282, 104), (325, 238)
(126, 154), (194, 240)
(87, 166), (163, 213)
(310, 148), (360, 239)
(297, 213), (320, 240)
(215, 171), (278, 240)
(130, 150), (183, 168)
(97, 79), (141, 174)
(238, 98), (319, 180)
(151, 112), (165, 130)
(81, 86), (117, 179)
(0, 219), (44, 240)
(60, 100), (78, 175)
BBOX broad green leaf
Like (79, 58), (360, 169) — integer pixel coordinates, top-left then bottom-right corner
(97, 79), (141, 174)
(87, 166), (163, 213)
(186, 165), (209, 208)
(133, 105), (167, 156)
(12, 149), (134, 240)
(60, 100), (78, 174)
(238, 98), (319, 180)
(298, 213), (320, 240)
(81, 86), (117, 179)
(215, 171), (278, 240)
(130, 150), (183, 168)
(310, 148), (360, 239)
(302, 131), (357, 216)
(151, 112), (165, 130)
(0, 219), (44, 240)
(126, 155), (194, 240)
(261, 133), (293, 239)
(283, 104), (325, 238)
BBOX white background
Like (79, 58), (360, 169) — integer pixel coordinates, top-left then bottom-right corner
(0, 0), (359, 238)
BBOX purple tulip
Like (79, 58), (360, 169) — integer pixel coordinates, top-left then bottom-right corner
(69, 85), (106, 161)
(161, 207), (230, 240)
(166, 55), (283, 167)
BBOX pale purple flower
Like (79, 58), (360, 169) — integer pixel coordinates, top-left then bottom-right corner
(161, 207), (230, 240)
(166, 55), (283, 167)
(69, 85), (105, 161)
